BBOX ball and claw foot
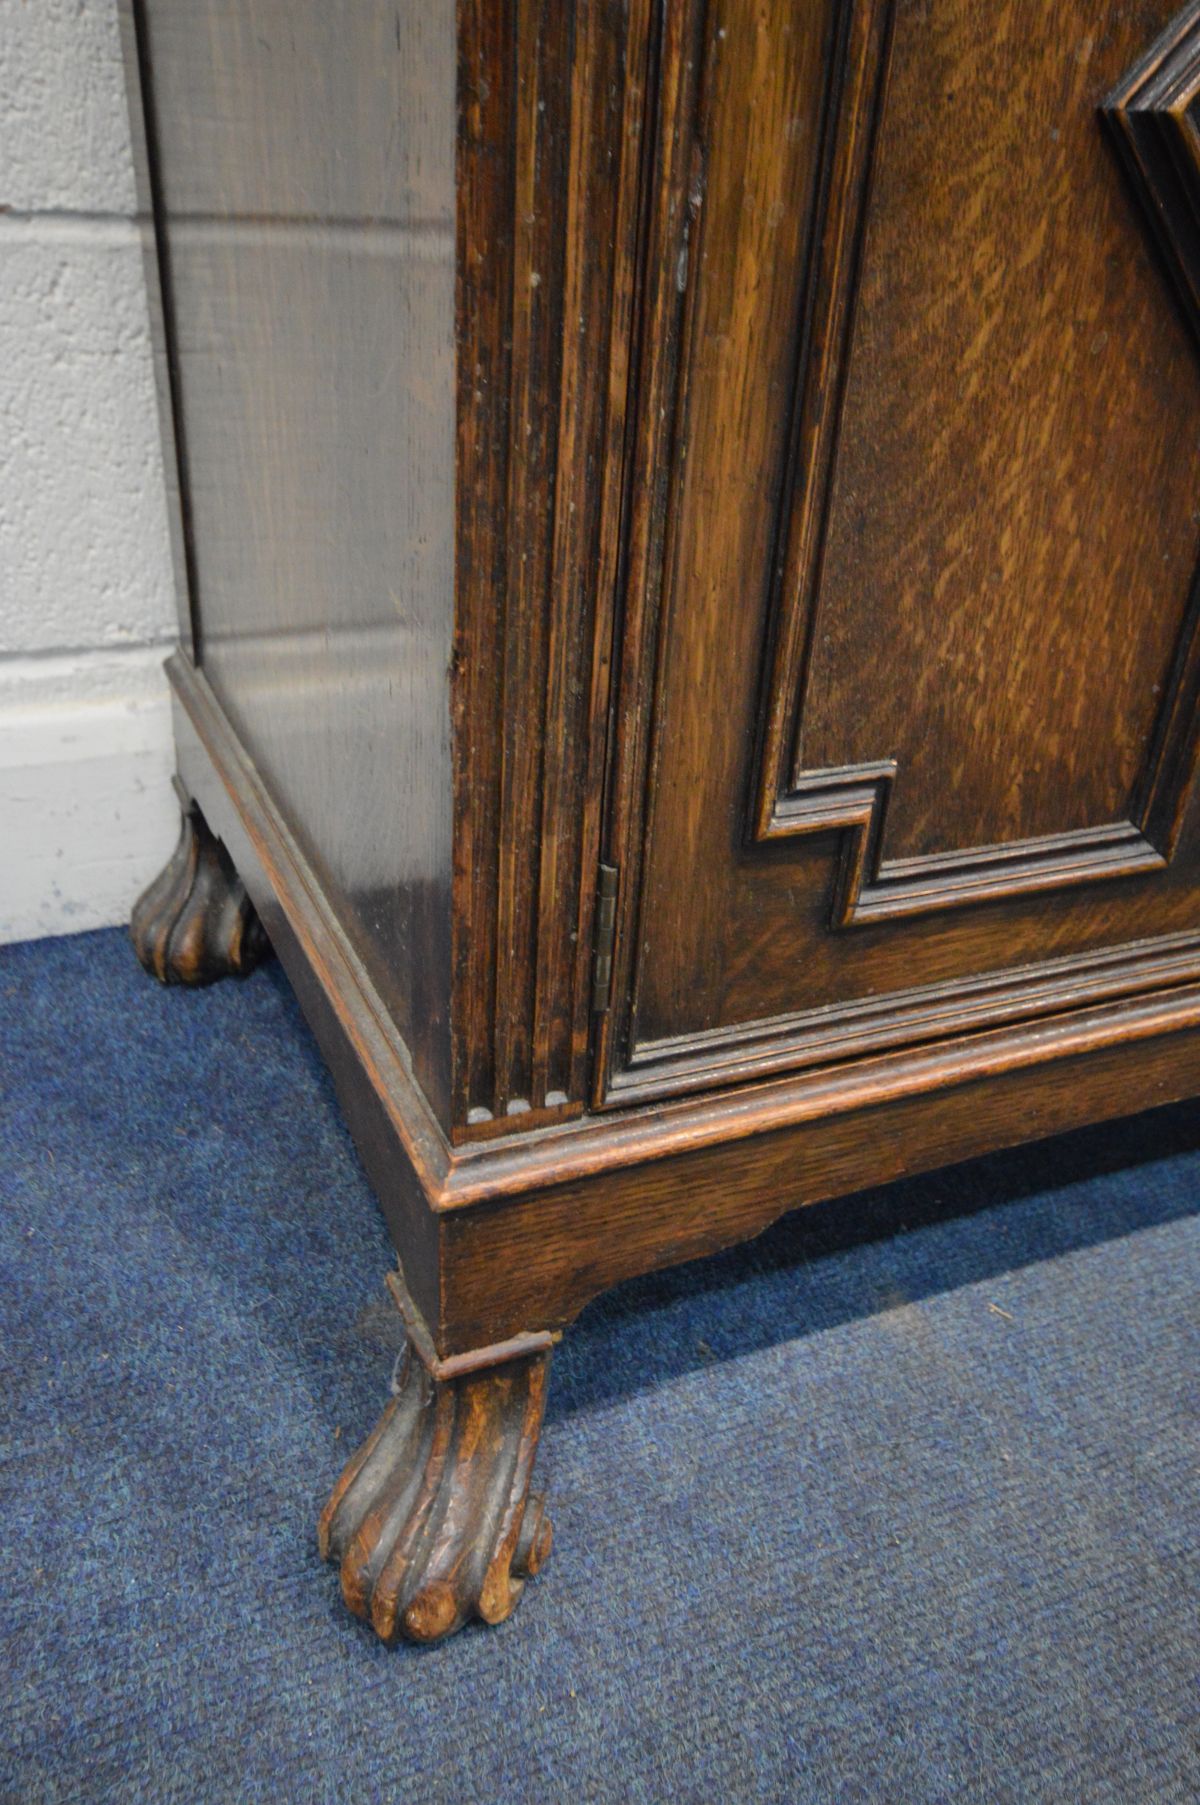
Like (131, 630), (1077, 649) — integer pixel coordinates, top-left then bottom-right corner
(319, 1347), (553, 1644)
(130, 802), (268, 986)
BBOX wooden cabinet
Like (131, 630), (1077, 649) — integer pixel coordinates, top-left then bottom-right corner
(122, 0), (1200, 1641)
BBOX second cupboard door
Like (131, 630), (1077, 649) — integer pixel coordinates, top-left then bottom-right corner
(597, 0), (1200, 1105)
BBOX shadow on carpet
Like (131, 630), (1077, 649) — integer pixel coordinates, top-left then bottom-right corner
(1, 929), (1197, 1804)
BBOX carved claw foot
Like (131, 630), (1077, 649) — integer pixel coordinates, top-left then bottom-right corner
(319, 1347), (553, 1644)
(131, 801), (268, 985)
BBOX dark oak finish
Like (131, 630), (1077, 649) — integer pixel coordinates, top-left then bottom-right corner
(320, 1343), (552, 1644)
(124, 0), (1200, 1640)
(131, 797), (267, 986)
(597, 0), (1200, 1105)
(453, 0), (652, 1130)
(1103, 0), (1200, 345)
(168, 651), (1200, 1352)
(125, 0), (457, 1125)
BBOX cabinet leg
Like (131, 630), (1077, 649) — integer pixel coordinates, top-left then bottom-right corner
(131, 799), (268, 985)
(319, 1345), (553, 1644)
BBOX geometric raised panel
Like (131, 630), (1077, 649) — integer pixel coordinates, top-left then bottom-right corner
(1103, 1), (1200, 346)
(753, 0), (1200, 929)
(597, 0), (1200, 1109)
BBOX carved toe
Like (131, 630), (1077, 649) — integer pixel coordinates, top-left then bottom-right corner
(131, 804), (267, 985)
(319, 1348), (552, 1644)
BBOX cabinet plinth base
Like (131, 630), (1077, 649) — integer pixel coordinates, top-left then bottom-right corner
(130, 801), (268, 986)
(318, 1345), (553, 1644)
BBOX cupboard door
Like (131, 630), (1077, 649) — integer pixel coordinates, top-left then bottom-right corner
(597, 0), (1200, 1106)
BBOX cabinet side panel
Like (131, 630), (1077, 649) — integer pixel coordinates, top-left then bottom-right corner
(131, 0), (456, 1125)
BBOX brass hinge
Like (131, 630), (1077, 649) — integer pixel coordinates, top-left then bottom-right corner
(591, 863), (619, 1014)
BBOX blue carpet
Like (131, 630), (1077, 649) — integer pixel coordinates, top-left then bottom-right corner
(1, 927), (1197, 1804)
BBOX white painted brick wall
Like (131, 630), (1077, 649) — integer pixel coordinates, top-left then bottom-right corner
(0, 0), (179, 943)
(0, 0), (136, 214)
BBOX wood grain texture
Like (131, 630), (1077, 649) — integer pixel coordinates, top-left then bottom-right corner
(782, 0), (1200, 858)
(438, 999), (1200, 1350)
(170, 648), (1200, 1361)
(753, 0), (1200, 916)
(452, 0), (653, 1133)
(133, 2), (1200, 1361)
(319, 1345), (552, 1644)
(124, 0), (1200, 1647)
(599, 0), (1200, 1105)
